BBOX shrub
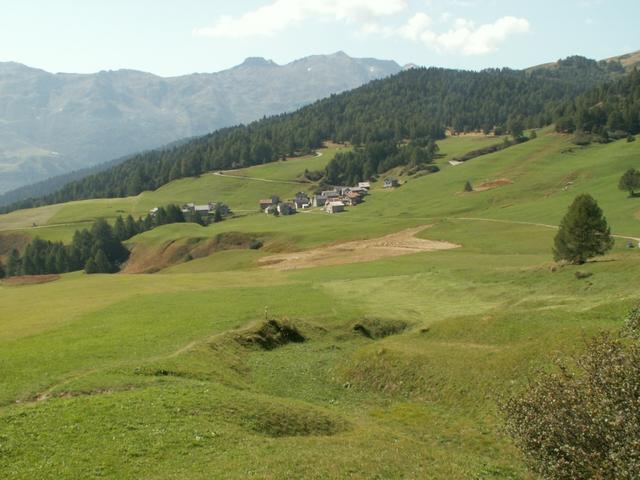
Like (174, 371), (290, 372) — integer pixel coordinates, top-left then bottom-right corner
(236, 319), (305, 350)
(623, 305), (640, 339)
(572, 132), (592, 146)
(502, 332), (640, 479)
(249, 239), (263, 250)
(352, 317), (408, 339)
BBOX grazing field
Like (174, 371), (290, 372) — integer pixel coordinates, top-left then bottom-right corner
(0, 146), (344, 242)
(1, 131), (639, 478)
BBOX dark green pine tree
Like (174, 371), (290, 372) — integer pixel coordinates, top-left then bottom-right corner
(87, 250), (115, 273)
(7, 248), (21, 276)
(0, 259), (5, 279)
(125, 214), (139, 238)
(213, 205), (223, 223)
(90, 219), (129, 266)
(618, 168), (640, 197)
(165, 204), (185, 223)
(464, 181), (473, 192)
(154, 207), (169, 226)
(553, 194), (614, 264)
(191, 210), (204, 226)
(114, 215), (127, 241)
(84, 257), (98, 274)
(54, 247), (69, 273)
(143, 214), (154, 231)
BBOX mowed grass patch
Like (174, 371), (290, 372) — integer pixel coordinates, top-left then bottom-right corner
(0, 379), (528, 479)
(223, 144), (345, 181)
(435, 133), (506, 164)
(0, 281), (355, 405)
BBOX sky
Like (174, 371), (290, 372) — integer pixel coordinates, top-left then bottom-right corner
(0, 0), (638, 77)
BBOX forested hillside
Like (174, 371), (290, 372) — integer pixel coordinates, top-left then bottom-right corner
(3, 56), (633, 214)
(555, 68), (640, 136)
(0, 52), (400, 193)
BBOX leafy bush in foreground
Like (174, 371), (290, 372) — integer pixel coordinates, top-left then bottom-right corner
(502, 306), (640, 479)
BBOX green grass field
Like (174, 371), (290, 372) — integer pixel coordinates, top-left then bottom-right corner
(0, 131), (639, 478)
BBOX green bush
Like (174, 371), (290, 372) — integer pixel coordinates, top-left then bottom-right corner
(249, 239), (263, 250)
(502, 329), (640, 479)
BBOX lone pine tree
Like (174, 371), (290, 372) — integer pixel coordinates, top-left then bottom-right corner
(553, 194), (613, 264)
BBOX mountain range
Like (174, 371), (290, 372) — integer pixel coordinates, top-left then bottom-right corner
(0, 51), (401, 193)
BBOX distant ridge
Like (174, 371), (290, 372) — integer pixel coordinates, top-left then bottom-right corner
(0, 52), (401, 195)
(527, 49), (639, 72)
(604, 50), (640, 70)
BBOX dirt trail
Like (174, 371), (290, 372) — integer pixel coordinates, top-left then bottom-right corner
(258, 226), (460, 271)
(212, 171), (305, 185)
(455, 217), (640, 242)
(32, 340), (198, 402)
(472, 178), (513, 192)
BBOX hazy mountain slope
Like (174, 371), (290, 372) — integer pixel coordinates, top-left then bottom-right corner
(526, 50), (638, 74)
(7, 56), (628, 214)
(0, 52), (400, 193)
(604, 49), (640, 70)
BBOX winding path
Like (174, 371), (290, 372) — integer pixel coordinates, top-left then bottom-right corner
(212, 171), (305, 185)
(454, 216), (640, 242)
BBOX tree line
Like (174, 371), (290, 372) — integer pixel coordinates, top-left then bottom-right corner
(1, 204), (219, 277)
(1, 57), (622, 214)
(324, 138), (440, 186)
(555, 67), (640, 140)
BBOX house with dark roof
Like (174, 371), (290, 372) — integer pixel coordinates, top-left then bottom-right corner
(294, 192), (311, 209)
(383, 177), (399, 188)
(312, 194), (327, 207)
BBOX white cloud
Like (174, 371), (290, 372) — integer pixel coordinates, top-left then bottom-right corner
(397, 12), (432, 41)
(439, 12), (452, 23)
(194, 0), (408, 39)
(370, 13), (530, 55)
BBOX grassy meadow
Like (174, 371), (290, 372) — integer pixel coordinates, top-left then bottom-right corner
(0, 131), (639, 478)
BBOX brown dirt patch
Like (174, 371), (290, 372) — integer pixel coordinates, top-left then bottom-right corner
(635, 210), (640, 221)
(258, 226), (459, 271)
(3, 274), (60, 286)
(123, 232), (260, 273)
(0, 232), (30, 258)
(473, 178), (513, 192)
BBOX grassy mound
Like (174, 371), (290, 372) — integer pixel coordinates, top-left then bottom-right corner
(235, 319), (305, 350)
(241, 401), (346, 437)
(352, 317), (408, 339)
(339, 347), (428, 398)
(124, 231), (263, 273)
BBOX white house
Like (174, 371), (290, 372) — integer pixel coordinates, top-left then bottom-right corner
(325, 201), (345, 214)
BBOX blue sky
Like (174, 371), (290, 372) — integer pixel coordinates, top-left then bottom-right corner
(1, 0), (638, 76)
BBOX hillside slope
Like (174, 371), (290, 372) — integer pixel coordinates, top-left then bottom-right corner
(7, 55), (632, 215)
(0, 52), (400, 193)
(1, 132), (639, 478)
